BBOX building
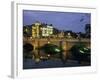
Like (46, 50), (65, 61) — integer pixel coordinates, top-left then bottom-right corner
(58, 31), (64, 38)
(32, 21), (41, 38)
(32, 21), (53, 38)
(41, 25), (53, 37)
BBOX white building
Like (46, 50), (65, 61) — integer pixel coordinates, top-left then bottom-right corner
(41, 25), (53, 37)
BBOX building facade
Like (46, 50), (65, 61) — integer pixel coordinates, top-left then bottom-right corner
(32, 21), (53, 38)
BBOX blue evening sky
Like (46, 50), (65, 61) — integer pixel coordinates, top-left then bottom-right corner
(23, 10), (91, 33)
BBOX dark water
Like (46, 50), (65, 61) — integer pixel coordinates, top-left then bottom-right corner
(23, 59), (90, 69)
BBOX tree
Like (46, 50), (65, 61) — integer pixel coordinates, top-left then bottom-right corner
(53, 28), (60, 35)
(23, 25), (32, 37)
(85, 24), (91, 38)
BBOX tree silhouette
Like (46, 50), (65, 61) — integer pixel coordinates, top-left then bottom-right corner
(23, 25), (32, 37)
(85, 24), (91, 38)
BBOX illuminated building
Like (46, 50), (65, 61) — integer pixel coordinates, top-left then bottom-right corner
(32, 21), (41, 38)
(67, 32), (72, 38)
(35, 21), (41, 38)
(41, 25), (53, 37)
(32, 21), (53, 38)
(58, 31), (64, 38)
(32, 26), (36, 38)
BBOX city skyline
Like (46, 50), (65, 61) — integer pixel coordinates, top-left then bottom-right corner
(23, 10), (91, 33)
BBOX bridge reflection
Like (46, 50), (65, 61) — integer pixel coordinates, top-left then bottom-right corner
(23, 38), (90, 61)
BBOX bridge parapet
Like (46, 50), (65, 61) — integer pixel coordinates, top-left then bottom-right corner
(23, 38), (90, 50)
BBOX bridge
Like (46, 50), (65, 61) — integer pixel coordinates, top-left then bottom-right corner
(23, 38), (90, 51)
(23, 38), (90, 59)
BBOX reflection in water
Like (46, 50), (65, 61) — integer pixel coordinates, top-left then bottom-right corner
(23, 39), (91, 69)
